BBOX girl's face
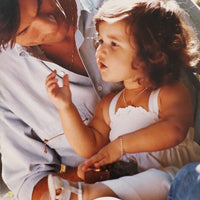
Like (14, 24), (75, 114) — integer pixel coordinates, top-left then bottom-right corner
(96, 20), (144, 85)
(16, 0), (67, 46)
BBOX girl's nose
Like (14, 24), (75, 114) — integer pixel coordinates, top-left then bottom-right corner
(96, 47), (104, 61)
(96, 44), (108, 58)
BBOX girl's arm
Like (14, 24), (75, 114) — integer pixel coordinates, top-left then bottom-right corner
(45, 71), (112, 158)
(123, 82), (193, 153)
(81, 82), (193, 169)
(58, 96), (111, 158)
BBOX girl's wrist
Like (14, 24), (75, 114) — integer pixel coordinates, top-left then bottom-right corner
(119, 135), (125, 157)
(57, 101), (74, 112)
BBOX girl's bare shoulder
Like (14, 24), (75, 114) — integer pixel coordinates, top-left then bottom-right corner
(97, 91), (119, 125)
(158, 81), (193, 123)
(159, 81), (190, 101)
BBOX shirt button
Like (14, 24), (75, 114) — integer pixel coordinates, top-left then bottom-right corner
(57, 70), (65, 77)
(19, 51), (28, 57)
(97, 85), (103, 91)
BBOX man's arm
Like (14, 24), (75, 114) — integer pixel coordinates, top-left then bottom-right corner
(0, 104), (60, 200)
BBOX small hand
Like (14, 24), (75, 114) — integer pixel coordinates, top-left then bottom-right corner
(77, 162), (86, 180)
(80, 139), (121, 172)
(45, 70), (72, 109)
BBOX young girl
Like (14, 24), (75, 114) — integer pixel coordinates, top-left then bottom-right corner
(45, 0), (200, 199)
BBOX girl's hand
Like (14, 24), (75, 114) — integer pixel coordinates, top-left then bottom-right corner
(77, 162), (86, 180)
(45, 70), (72, 109)
(80, 138), (122, 172)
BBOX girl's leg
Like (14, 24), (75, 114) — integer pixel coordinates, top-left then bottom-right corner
(82, 182), (118, 200)
(102, 168), (176, 200)
(48, 167), (176, 200)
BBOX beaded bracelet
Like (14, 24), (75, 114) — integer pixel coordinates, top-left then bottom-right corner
(120, 136), (125, 157)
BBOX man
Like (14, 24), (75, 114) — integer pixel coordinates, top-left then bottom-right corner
(0, 0), (199, 199)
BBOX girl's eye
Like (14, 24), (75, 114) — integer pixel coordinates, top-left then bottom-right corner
(98, 39), (103, 44)
(111, 42), (118, 47)
(95, 39), (103, 48)
(95, 39), (103, 49)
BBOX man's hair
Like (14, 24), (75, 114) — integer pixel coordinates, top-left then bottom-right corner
(95, 0), (200, 88)
(0, 0), (20, 51)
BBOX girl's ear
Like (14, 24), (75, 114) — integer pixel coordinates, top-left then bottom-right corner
(131, 57), (146, 70)
(148, 51), (168, 66)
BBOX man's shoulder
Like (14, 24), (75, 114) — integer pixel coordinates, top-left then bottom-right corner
(0, 46), (20, 76)
(79, 0), (105, 13)
(0, 45), (19, 58)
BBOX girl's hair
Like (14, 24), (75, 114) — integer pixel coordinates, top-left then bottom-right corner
(0, 0), (20, 52)
(95, 0), (200, 88)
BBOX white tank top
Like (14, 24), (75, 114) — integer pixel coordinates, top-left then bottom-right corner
(109, 89), (160, 142)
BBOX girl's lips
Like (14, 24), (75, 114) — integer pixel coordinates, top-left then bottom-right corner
(99, 62), (108, 69)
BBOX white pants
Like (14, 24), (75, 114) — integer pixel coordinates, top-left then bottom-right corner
(102, 167), (177, 200)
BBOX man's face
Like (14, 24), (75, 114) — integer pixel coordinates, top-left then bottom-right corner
(16, 0), (67, 46)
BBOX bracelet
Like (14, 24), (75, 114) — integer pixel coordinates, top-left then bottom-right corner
(120, 136), (125, 157)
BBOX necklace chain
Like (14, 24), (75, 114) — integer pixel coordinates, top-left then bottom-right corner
(122, 88), (147, 106)
(55, 0), (76, 68)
